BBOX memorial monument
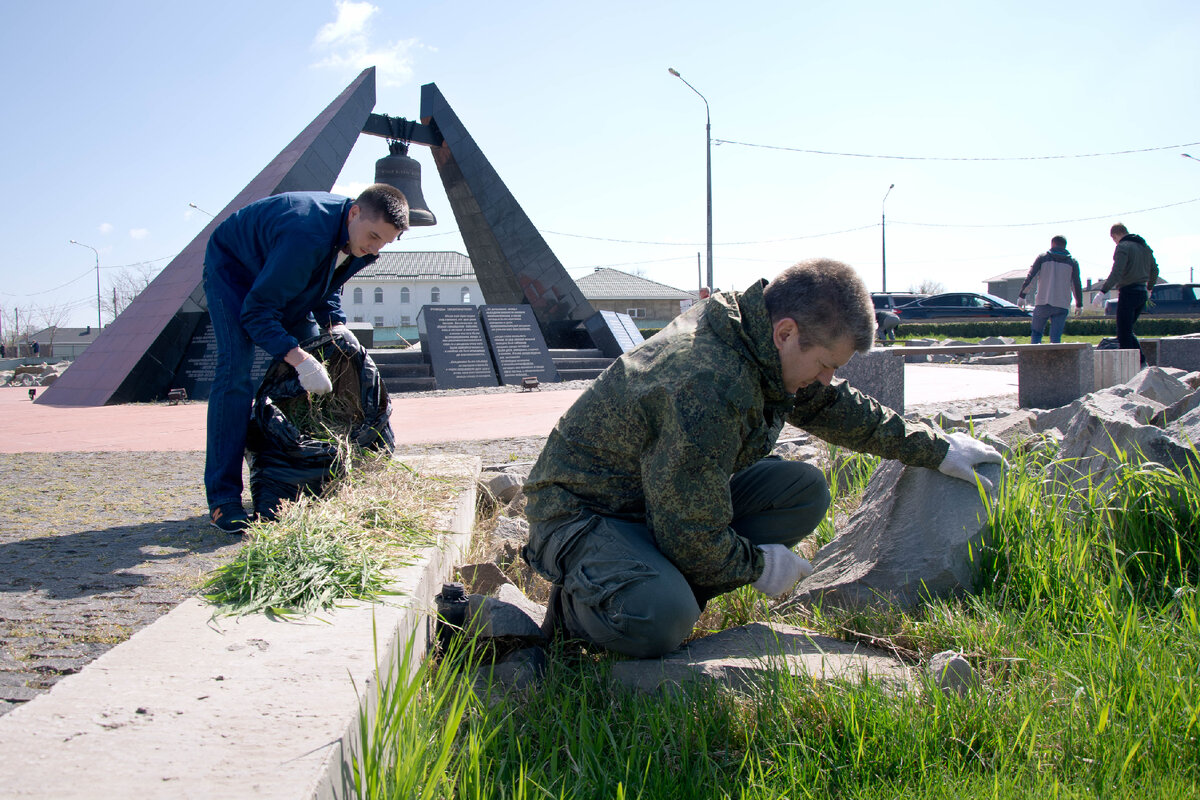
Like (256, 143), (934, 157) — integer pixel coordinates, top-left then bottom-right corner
(39, 70), (633, 405)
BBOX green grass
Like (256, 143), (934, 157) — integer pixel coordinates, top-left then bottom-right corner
(202, 455), (456, 617)
(351, 441), (1200, 799)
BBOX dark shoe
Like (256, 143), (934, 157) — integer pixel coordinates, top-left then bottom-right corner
(210, 504), (252, 534)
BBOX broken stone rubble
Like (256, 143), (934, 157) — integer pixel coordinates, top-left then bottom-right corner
(2, 362), (70, 387)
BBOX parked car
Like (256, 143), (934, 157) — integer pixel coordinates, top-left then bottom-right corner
(871, 292), (927, 312)
(1104, 283), (1200, 316)
(893, 292), (1031, 320)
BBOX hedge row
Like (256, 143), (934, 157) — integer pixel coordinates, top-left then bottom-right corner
(897, 316), (1200, 339)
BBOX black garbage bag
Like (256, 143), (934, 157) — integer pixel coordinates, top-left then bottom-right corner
(245, 331), (394, 520)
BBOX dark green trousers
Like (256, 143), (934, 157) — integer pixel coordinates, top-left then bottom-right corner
(533, 458), (829, 658)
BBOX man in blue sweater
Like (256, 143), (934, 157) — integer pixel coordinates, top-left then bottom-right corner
(203, 184), (408, 532)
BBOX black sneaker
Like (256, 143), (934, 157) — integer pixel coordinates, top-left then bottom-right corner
(210, 504), (252, 534)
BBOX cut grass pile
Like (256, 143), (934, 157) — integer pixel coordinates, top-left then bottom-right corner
(203, 455), (460, 617)
(353, 441), (1200, 799)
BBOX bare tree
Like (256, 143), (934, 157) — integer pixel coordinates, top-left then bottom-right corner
(909, 279), (945, 295)
(102, 263), (158, 322)
(1, 305), (36, 356)
(34, 302), (73, 358)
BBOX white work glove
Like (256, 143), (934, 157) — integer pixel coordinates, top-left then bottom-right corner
(294, 353), (333, 395)
(751, 544), (813, 597)
(937, 431), (1003, 491)
(329, 323), (358, 347)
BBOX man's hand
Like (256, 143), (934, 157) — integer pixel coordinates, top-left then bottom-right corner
(937, 431), (1003, 490)
(329, 323), (358, 347)
(752, 544), (813, 597)
(294, 353), (333, 395)
(1017, 293), (1027, 310)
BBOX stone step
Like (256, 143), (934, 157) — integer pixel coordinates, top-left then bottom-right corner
(376, 363), (433, 379)
(368, 348), (424, 365)
(548, 348), (605, 359)
(382, 376), (438, 393)
(551, 358), (612, 371)
(556, 368), (606, 381)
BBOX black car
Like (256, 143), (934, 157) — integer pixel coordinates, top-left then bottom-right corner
(894, 292), (1031, 320)
(1104, 283), (1200, 316)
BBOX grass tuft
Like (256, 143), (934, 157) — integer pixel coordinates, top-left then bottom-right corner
(202, 455), (458, 617)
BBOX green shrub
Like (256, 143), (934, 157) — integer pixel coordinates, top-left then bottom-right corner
(898, 316), (1200, 339)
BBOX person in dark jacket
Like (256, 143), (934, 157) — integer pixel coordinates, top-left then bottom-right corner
(1018, 235), (1083, 344)
(874, 310), (899, 343)
(203, 184), (408, 532)
(1101, 223), (1159, 354)
(523, 258), (1002, 658)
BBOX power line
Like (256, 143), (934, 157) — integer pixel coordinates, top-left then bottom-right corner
(713, 138), (1200, 161)
(893, 196), (1200, 228)
(0, 268), (95, 298)
(542, 223), (876, 248)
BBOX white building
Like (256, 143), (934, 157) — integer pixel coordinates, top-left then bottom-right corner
(343, 251), (480, 343)
(343, 252), (695, 343)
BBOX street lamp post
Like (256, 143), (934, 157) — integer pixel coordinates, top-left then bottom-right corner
(1184, 153), (1200, 164)
(881, 184), (895, 293)
(189, 202), (215, 218)
(668, 67), (713, 292)
(69, 239), (101, 330)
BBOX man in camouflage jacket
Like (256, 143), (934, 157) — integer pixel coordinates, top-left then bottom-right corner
(523, 259), (1001, 657)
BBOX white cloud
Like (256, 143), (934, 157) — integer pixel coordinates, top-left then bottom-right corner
(314, 1), (377, 46)
(130, 228), (149, 240)
(98, 223), (113, 235)
(311, 1), (419, 87)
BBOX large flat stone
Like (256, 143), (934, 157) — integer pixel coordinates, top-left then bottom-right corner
(788, 459), (1001, 612)
(610, 622), (913, 694)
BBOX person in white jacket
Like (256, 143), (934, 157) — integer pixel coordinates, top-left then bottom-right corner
(1017, 235), (1083, 343)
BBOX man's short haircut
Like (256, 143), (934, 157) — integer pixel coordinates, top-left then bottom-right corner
(763, 258), (875, 353)
(1110, 222), (1129, 237)
(354, 184), (410, 231)
(1051, 235), (1067, 248)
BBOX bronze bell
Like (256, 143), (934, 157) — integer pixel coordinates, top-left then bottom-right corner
(374, 141), (437, 226)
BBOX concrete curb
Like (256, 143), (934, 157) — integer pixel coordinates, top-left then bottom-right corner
(0, 454), (480, 799)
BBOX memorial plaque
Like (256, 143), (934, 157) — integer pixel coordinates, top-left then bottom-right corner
(585, 310), (644, 357)
(479, 305), (559, 385)
(174, 317), (273, 400)
(419, 305), (498, 389)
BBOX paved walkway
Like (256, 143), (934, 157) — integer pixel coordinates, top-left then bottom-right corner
(0, 364), (1016, 453)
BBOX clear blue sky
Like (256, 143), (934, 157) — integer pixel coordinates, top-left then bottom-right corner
(2, 0), (1197, 329)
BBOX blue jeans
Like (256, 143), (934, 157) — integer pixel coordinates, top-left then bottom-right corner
(1029, 304), (1068, 344)
(532, 458), (830, 658)
(1115, 284), (1149, 352)
(203, 268), (319, 512)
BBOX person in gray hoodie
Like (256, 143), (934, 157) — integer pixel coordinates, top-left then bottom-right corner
(1018, 235), (1083, 343)
(1101, 223), (1159, 354)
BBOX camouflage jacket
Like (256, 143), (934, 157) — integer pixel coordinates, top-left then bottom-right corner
(523, 279), (950, 594)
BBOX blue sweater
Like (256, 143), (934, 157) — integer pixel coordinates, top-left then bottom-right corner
(205, 192), (377, 357)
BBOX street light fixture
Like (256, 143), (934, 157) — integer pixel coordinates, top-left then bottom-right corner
(189, 202), (215, 217)
(881, 183), (894, 293)
(1183, 153), (1200, 163)
(69, 239), (102, 331)
(668, 67), (713, 293)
